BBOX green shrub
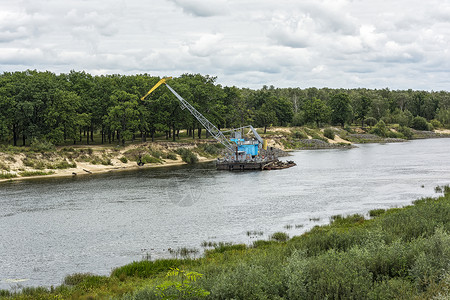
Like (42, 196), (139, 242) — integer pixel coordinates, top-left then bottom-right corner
(111, 259), (186, 279)
(119, 156), (128, 163)
(141, 154), (161, 164)
(101, 158), (112, 165)
(323, 128), (335, 140)
(0, 171), (17, 179)
(369, 208), (386, 217)
(285, 248), (373, 299)
(411, 116), (430, 131)
(19, 170), (55, 177)
(197, 143), (219, 155)
(370, 120), (388, 137)
(206, 242), (247, 255)
(22, 158), (35, 167)
(0, 161), (10, 171)
(165, 152), (178, 160)
(270, 231), (289, 242)
(150, 149), (163, 159)
(293, 130), (308, 139)
(430, 119), (443, 129)
(64, 273), (95, 285)
(176, 148), (198, 164)
(208, 263), (274, 299)
(365, 117), (378, 127)
(52, 160), (77, 169)
(30, 138), (55, 152)
(386, 130), (404, 139)
(409, 227), (450, 290)
(398, 126), (413, 139)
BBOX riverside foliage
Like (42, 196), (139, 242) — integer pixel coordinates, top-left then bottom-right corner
(3, 187), (450, 299)
(0, 71), (449, 147)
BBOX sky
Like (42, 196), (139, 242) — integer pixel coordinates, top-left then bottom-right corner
(1, 0), (450, 90)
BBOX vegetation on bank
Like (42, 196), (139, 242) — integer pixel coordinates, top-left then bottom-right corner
(1, 71), (449, 149)
(2, 186), (449, 299)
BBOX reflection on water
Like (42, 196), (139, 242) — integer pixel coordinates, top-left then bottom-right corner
(0, 138), (449, 290)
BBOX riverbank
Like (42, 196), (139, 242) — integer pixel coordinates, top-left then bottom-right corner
(2, 186), (449, 299)
(1, 127), (449, 182)
(0, 142), (217, 183)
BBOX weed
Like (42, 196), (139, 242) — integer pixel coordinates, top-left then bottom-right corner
(119, 156), (128, 163)
(369, 209), (386, 217)
(165, 152), (178, 160)
(292, 130), (308, 139)
(175, 148), (198, 164)
(323, 128), (335, 140)
(64, 273), (95, 285)
(0, 171), (17, 179)
(270, 232), (289, 242)
(0, 161), (10, 171)
(19, 170), (55, 177)
(247, 230), (264, 236)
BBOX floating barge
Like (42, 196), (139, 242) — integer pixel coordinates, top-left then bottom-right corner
(216, 158), (296, 171)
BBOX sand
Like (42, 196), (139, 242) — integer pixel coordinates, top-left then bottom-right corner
(0, 144), (214, 183)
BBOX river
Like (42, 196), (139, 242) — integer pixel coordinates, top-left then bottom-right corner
(0, 138), (449, 290)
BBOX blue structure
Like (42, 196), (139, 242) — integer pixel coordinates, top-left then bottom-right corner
(230, 138), (259, 156)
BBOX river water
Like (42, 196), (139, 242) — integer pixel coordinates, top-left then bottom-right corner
(0, 138), (449, 290)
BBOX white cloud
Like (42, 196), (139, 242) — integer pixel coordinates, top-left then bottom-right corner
(188, 33), (224, 57)
(167, 0), (229, 17)
(0, 0), (450, 90)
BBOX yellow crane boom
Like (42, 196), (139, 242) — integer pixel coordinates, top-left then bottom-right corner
(140, 77), (172, 101)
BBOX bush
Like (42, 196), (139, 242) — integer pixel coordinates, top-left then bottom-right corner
(165, 152), (178, 160)
(64, 273), (95, 285)
(19, 170), (55, 176)
(119, 156), (128, 163)
(411, 116), (430, 131)
(369, 209), (386, 217)
(208, 263), (274, 299)
(370, 120), (388, 137)
(293, 130), (308, 139)
(111, 259), (186, 279)
(398, 126), (413, 139)
(0, 171), (17, 179)
(323, 128), (335, 140)
(365, 117), (378, 127)
(270, 232), (289, 242)
(197, 143), (219, 155)
(176, 148), (198, 164)
(141, 154), (161, 164)
(285, 249), (373, 299)
(430, 119), (443, 129)
(30, 138), (55, 152)
(52, 160), (77, 169)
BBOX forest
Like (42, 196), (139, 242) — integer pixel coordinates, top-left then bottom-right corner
(1, 70), (449, 147)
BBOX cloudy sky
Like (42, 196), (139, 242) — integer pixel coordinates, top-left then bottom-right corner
(1, 0), (449, 90)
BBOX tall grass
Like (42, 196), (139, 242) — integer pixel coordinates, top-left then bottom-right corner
(5, 191), (450, 299)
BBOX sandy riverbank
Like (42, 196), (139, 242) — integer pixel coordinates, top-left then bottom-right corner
(0, 143), (216, 183)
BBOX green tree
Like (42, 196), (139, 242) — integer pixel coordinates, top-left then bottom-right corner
(329, 93), (352, 127)
(302, 98), (331, 127)
(353, 94), (372, 127)
(255, 103), (277, 133)
(105, 91), (140, 145)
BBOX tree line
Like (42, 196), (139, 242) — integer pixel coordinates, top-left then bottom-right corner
(0, 70), (449, 147)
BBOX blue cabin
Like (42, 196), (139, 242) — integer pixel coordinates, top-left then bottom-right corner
(230, 138), (259, 156)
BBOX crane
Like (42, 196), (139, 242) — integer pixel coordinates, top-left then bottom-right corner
(141, 77), (295, 170)
(141, 77), (235, 153)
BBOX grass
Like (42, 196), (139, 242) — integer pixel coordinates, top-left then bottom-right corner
(4, 191), (450, 299)
(0, 171), (17, 179)
(19, 170), (55, 177)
